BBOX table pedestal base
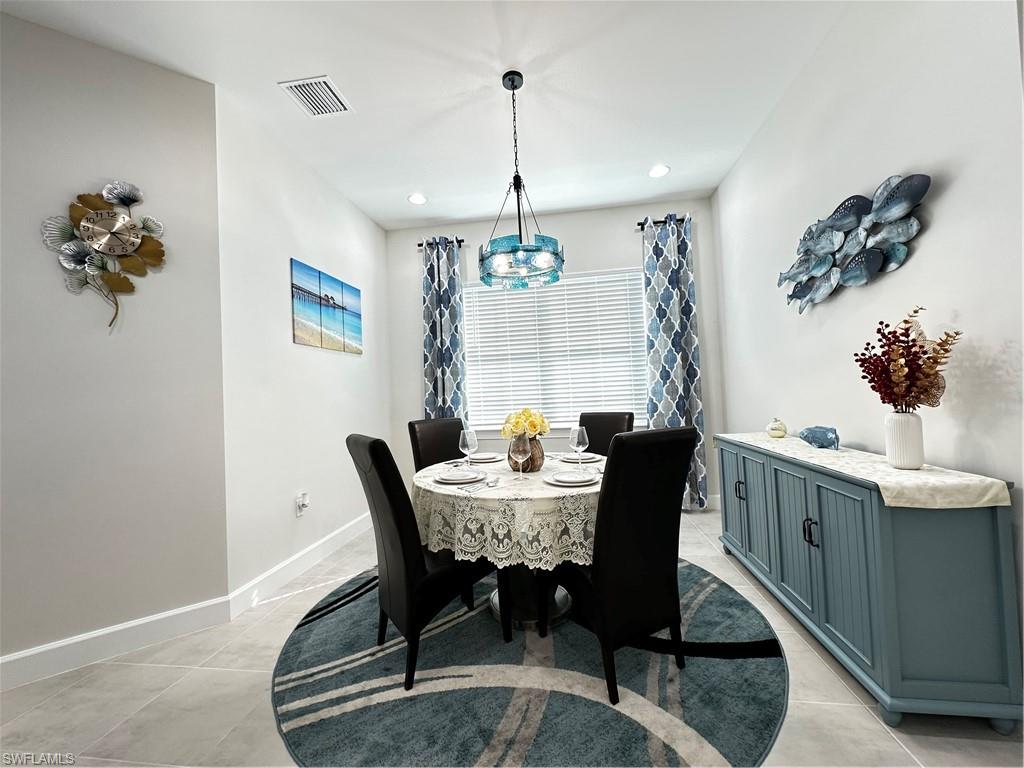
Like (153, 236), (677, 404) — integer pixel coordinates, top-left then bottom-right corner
(487, 565), (572, 630)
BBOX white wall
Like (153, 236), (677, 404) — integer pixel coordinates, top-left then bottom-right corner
(0, 16), (228, 654)
(385, 197), (725, 498)
(712, 2), (1022, 529)
(217, 93), (390, 599)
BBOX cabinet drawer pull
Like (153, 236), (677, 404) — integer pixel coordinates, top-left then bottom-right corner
(808, 519), (820, 548)
(802, 518), (811, 544)
(735, 480), (746, 501)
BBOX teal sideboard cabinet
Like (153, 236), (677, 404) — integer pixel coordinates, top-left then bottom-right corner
(715, 434), (1022, 734)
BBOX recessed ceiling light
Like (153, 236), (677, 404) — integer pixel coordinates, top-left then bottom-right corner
(407, 192), (428, 205)
(648, 164), (671, 178)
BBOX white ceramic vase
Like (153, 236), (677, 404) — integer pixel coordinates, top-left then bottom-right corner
(884, 411), (924, 469)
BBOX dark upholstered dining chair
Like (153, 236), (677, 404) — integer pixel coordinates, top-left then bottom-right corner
(578, 412), (634, 456)
(346, 434), (504, 690)
(408, 417), (464, 471)
(540, 427), (698, 704)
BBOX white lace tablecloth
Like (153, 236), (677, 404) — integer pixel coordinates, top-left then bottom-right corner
(412, 457), (603, 570)
(717, 433), (1011, 509)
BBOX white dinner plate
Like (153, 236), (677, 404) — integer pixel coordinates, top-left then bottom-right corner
(543, 470), (600, 488)
(435, 469), (486, 485)
(559, 452), (601, 463)
(469, 452), (501, 463)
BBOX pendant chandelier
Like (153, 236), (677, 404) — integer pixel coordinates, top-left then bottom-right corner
(479, 70), (564, 289)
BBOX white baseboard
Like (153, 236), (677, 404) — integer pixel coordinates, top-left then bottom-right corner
(707, 493), (721, 510)
(0, 512), (373, 691)
(227, 511), (371, 617)
(0, 594), (230, 691)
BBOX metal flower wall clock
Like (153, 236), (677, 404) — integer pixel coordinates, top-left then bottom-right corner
(40, 180), (165, 326)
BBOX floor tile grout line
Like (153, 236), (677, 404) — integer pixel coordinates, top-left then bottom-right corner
(105, 661), (272, 675)
(0, 667), (104, 729)
(862, 704), (927, 767)
(76, 669), (193, 759)
(77, 753), (181, 767)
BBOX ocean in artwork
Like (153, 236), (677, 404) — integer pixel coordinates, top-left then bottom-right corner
(291, 259), (322, 348)
(290, 258), (363, 355)
(342, 281), (363, 355)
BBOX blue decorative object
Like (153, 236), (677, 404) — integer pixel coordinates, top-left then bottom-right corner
(798, 425), (840, 449)
(779, 173), (930, 311)
(479, 233), (563, 289)
(839, 248), (885, 288)
(422, 236), (467, 420)
(479, 70), (564, 289)
(642, 213), (707, 508)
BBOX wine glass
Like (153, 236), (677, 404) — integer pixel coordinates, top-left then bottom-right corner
(509, 433), (530, 482)
(459, 429), (478, 468)
(568, 426), (589, 469)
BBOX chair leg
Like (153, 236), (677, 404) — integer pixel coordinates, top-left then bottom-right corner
(599, 637), (619, 705)
(669, 620), (685, 669)
(377, 608), (388, 646)
(536, 571), (550, 638)
(496, 569), (513, 643)
(404, 632), (420, 690)
(461, 584), (475, 611)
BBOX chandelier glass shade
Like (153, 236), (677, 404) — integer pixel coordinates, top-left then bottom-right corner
(479, 71), (564, 289)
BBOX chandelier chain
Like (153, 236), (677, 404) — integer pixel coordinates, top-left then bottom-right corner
(512, 88), (519, 175)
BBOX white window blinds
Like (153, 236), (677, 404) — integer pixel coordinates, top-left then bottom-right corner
(462, 269), (648, 429)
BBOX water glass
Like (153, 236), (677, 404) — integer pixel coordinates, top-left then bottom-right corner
(459, 429), (478, 468)
(509, 433), (531, 481)
(569, 426), (589, 468)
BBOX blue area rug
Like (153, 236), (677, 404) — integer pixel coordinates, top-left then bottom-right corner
(272, 561), (788, 766)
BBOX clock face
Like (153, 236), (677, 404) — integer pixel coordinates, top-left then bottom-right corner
(79, 210), (143, 255)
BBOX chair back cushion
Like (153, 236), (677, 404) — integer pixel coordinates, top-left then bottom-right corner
(579, 412), (635, 456)
(591, 427), (698, 646)
(346, 434), (426, 632)
(408, 417), (464, 471)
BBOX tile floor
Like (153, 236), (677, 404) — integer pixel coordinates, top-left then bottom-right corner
(2, 511), (1020, 767)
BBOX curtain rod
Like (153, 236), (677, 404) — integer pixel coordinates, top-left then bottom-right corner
(636, 219), (675, 228)
(417, 237), (465, 247)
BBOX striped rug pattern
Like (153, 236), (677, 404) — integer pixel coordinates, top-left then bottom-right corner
(272, 561), (788, 766)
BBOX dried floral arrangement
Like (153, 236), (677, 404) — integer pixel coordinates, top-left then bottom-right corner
(41, 181), (165, 327)
(854, 306), (962, 413)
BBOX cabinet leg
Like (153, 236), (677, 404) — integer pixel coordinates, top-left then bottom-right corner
(722, 544), (732, 556)
(878, 705), (903, 728)
(988, 718), (1017, 736)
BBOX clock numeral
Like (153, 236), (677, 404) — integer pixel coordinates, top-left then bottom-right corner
(121, 247), (128, 253)
(86, 235), (94, 241)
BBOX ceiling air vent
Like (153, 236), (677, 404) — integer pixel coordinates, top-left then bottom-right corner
(278, 76), (350, 118)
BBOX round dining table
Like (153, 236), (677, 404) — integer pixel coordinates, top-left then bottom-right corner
(411, 454), (605, 627)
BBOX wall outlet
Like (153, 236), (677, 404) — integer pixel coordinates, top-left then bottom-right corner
(296, 491), (310, 518)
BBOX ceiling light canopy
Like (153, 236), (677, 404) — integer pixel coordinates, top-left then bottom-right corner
(407, 192), (428, 205)
(479, 70), (563, 289)
(649, 163), (671, 178)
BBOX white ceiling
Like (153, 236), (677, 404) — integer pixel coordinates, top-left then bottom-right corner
(2, 1), (845, 229)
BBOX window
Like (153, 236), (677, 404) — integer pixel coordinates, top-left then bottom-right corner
(462, 269), (648, 429)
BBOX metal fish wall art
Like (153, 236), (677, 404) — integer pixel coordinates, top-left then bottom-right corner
(779, 172), (930, 312)
(799, 268), (840, 314)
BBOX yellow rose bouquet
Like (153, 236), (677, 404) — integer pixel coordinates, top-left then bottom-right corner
(500, 407), (551, 440)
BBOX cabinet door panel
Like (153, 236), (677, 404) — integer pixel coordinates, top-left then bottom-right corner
(769, 459), (817, 619)
(813, 474), (880, 680)
(740, 450), (773, 579)
(719, 444), (744, 552)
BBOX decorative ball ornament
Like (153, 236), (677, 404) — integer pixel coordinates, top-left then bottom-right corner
(79, 211), (143, 255)
(766, 417), (788, 438)
(40, 181), (166, 327)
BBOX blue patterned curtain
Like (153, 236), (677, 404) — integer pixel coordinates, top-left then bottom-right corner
(422, 237), (467, 420)
(642, 214), (707, 509)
